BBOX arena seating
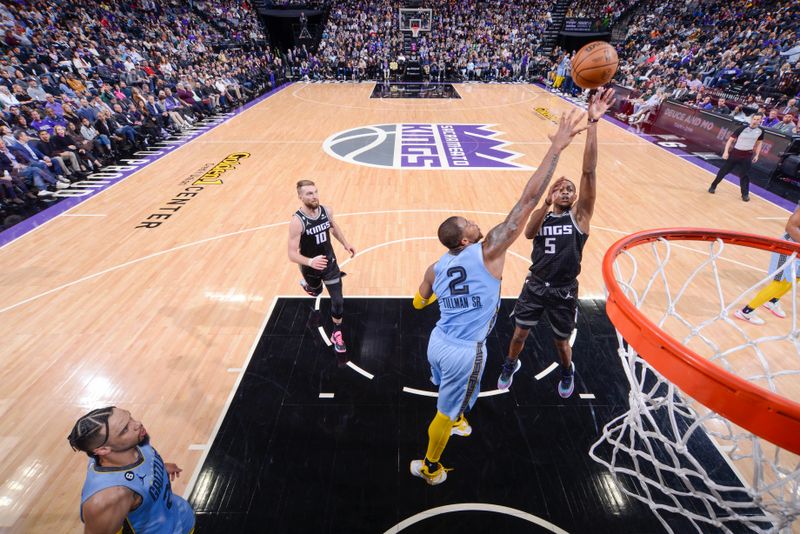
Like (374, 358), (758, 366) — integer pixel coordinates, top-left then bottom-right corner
(2, 0), (798, 221)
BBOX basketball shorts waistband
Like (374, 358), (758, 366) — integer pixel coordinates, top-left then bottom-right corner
(526, 275), (578, 290)
(432, 326), (484, 347)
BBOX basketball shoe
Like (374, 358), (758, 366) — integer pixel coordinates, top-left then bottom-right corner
(330, 328), (346, 353)
(762, 300), (786, 318)
(734, 309), (765, 325)
(410, 460), (449, 485)
(300, 280), (322, 297)
(558, 362), (575, 398)
(451, 415), (472, 437)
(497, 358), (522, 390)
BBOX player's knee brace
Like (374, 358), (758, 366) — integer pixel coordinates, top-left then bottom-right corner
(328, 281), (344, 320)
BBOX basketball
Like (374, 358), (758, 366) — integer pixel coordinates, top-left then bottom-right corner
(571, 41), (619, 89)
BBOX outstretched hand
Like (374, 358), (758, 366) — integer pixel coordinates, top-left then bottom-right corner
(548, 108), (588, 151)
(587, 87), (616, 121)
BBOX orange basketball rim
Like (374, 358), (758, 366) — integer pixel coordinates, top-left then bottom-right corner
(603, 228), (800, 454)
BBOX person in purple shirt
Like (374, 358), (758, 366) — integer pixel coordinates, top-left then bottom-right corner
(43, 107), (67, 129)
(761, 109), (781, 128)
(30, 110), (57, 135)
(44, 94), (64, 117)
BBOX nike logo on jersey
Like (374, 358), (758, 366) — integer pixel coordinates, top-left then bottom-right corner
(538, 225), (573, 236)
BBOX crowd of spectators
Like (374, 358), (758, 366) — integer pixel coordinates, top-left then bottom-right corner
(565, 0), (638, 29)
(2, 0), (799, 221)
(546, 0), (800, 134)
(278, 0), (799, 114)
(280, 0), (554, 82)
(193, 0), (266, 46)
(605, 0), (800, 130)
(0, 0), (279, 216)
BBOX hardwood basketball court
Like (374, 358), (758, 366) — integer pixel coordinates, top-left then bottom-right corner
(0, 82), (795, 532)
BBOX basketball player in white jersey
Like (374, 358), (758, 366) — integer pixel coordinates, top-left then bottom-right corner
(288, 180), (356, 353)
(498, 88), (615, 398)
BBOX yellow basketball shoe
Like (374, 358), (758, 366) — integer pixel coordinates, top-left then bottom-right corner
(451, 415), (472, 437)
(410, 460), (450, 485)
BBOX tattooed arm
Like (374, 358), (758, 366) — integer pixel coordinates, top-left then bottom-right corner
(482, 108), (587, 279)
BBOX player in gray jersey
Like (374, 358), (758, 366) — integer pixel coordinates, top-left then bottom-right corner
(498, 88), (615, 398)
(288, 180), (356, 353)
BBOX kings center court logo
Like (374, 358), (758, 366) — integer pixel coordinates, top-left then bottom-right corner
(323, 124), (532, 170)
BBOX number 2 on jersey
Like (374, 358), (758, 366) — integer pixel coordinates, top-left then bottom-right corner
(447, 267), (469, 295)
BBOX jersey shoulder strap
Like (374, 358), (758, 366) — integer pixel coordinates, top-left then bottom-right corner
(294, 210), (308, 230)
(568, 209), (585, 235)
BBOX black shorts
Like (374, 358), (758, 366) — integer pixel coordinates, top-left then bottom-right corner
(300, 256), (343, 288)
(511, 276), (578, 340)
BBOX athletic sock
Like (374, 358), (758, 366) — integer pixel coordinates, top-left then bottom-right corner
(424, 411), (453, 465)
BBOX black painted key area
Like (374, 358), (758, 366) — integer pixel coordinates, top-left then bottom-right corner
(189, 298), (753, 533)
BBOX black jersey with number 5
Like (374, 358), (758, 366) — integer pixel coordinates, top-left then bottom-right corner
(529, 210), (588, 286)
(296, 206), (335, 261)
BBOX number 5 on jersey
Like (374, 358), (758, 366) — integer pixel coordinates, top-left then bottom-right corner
(544, 237), (556, 254)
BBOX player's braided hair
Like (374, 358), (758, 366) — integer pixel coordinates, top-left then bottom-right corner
(68, 406), (115, 458)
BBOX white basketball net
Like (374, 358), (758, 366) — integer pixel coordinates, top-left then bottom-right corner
(590, 235), (800, 533)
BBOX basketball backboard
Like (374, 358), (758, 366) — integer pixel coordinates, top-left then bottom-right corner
(399, 8), (432, 32)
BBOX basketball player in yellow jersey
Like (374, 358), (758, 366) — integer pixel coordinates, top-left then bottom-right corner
(735, 204), (800, 324)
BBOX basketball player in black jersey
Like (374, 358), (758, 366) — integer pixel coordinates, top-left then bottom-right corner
(497, 88), (615, 398)
(288, 180), (356, 353)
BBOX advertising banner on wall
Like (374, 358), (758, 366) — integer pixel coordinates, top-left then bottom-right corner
(564, 18), (598, 32)
(652, 100), (792, 175)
